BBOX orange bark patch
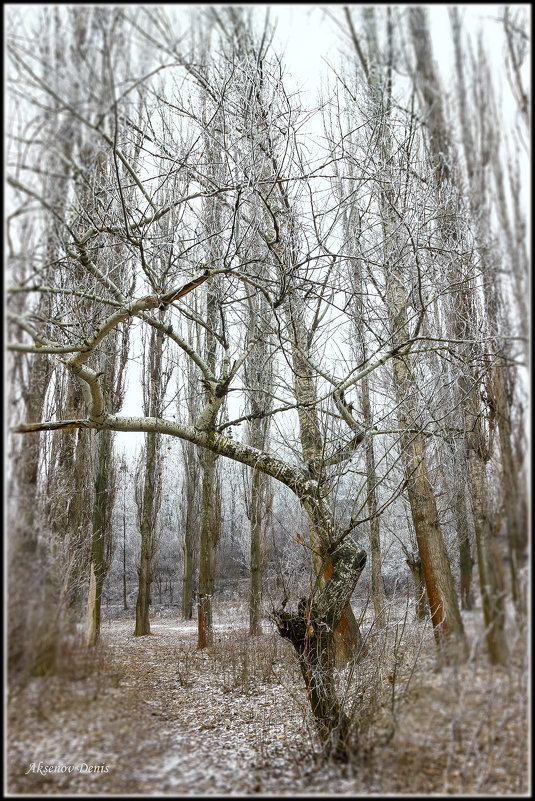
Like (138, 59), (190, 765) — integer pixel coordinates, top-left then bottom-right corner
(335, 607), (355, 651)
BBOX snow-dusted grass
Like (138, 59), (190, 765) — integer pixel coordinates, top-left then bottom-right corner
(7, 599), (528, 795)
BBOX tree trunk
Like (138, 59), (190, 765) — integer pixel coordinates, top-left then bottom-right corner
(345, 7), (466, 661)
(492, 366), (527, 617)
(466, 413), (509, 665)
(8, 352), (51, 677)
(180, 339), (202, 620)
(84, 563), (101, 647)
(406, 553), (428, 621)
(181, 440), (199, 620)
(453, 466), (474, 611)
(287, 304), (366, 665)
(182, 497), (196, 620)
(197, 448), (220, 648)
(249, 464), (265, 636)
(135, 538), (152, 636)
(399, 429), (466, 660)
(135, 428), (159, 636)
(134, 320), (164, 636)
(85, 428), (113, 646)
(123, 509), (128, 610)
(450, 9), (526, 619)
(275, 538), (367, 759)
(361, 376), (387, 627)
(386, 268), (467, 660)
(410, 6), (510, 663)
(243, 291), (274, 638)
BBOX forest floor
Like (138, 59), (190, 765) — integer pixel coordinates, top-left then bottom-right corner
(7, 600), (528, 796)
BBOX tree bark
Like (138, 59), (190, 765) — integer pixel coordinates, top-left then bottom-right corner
(410, 6), (509, 664)
(452, 456), (474, 611)
(275, 538), (367, 758)
(135, 326), (164, 636)
(181, 437), (200, 620)
(243, 291), (274, 638)
(385, 221), (466, 661)
(197, 448), (220, 648)
(401, 428), (466, 659)
(123, 507), (128, 611)
(180, 327), (202, 621)
(361, 377), (387, 628)
(406, 553), (428, 621)
(85, 428), (113, 646)
(181, 456), (198, 620)
(466, 407), (509, 665)
(450, 8), (527, 618)
(8, 350), (52, 677)
(249, 463), (265, 636)
(286, 301), (366, 665)
(344, 6), (466, 661)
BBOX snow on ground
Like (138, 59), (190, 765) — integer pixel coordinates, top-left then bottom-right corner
(8, 601), (528, 795)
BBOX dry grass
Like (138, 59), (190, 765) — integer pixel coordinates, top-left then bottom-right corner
(337, 601), (529, 794)
(7, 599), (529, 795)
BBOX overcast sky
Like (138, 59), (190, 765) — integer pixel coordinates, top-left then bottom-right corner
(7, 4), (528, 454)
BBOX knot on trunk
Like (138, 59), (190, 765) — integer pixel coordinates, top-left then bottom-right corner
(274, 597), (319, 655)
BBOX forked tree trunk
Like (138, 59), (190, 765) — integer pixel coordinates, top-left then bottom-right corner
(287, 306), (366, 665)
(275, 538), (367, 759)
(85, 329), (128, 642)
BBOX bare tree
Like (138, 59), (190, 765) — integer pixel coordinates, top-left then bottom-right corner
(133, 323), (166, 636)
(339, 6), (467, 661)
(178, 318), (203, 620)
(243, 290), (275, 636)
(408, 6), (509, 663)
(7, 4), (528, 756)
(449, 9), (527, 620)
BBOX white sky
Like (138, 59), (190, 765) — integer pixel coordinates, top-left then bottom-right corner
(114, 3), (530, 456)
(6, 4), (529, 456)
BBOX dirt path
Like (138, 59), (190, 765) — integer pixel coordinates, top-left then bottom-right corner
(8, 610), (528, 795)
(8, 617), (354, 795)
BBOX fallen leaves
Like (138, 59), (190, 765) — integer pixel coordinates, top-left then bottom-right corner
(7, 604), (528, 796)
